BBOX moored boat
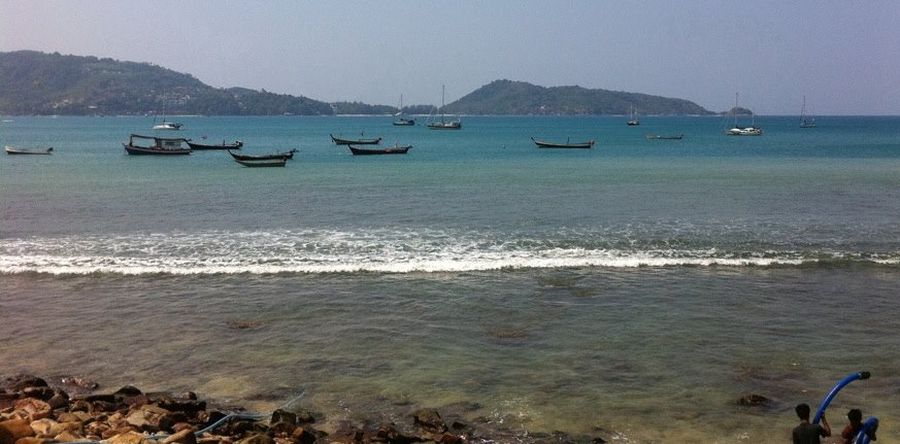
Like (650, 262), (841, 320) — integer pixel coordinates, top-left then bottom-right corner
(393, 94), (416, 126)
(152, 120), (183, 131)
(531, 137), (594, 149)
(800, 95), (816, 128)
(233, 158), (287, 168)
(348, 144), (412, 155)
(627, 105), (640, 126)
(5, 146), (54, 155)
(726, 93), (762, 136)
(187, 140), (243, 150)
(330, 134), (382, 145)
(426, 85), (462, 130)
(123, 134), (191, 155)
(645, 134), (684, 140)
(228, 149), (296, 161)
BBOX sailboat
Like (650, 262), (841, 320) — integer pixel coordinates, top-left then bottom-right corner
(393, 94), (415, 126)
(627, 105), (640, 126)
(726, 93), (762, 136)
(800, 95), (816, 128)
(152, 97), (183, 130)
(427, 85), (462, 130)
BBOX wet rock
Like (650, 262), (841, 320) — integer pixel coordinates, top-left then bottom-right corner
(162, 428), (197, 444)
(293, 410), (315, 425)
(737, 393), (773, 408)
(411, 409), (446, 434)
(19, 390), (53, 403)
(107, 430), (153, 444)
(158, 400), (206, 414)
(1, 418), (35, 444)
(46, 394), (68, 411)
(90, 400), (120, 413)
(267, 422), (295, 438)
(289, 427), (317, 444)
(12, 399), (50, 421)
(68, 400), (90, 412)
(5, 376), (47, 393)
(81, 393), (116, 404)
(269, 410), (296, 426)
(114, 386), (143, 398)
(366, 423), (419, 444)
(329, 421), (363, 444)
(58, 376), (99, 391)
(0, 393), (19, 410)
(434, 433), (463, 444)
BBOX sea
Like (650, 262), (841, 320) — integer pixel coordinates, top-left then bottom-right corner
(2, 115), (899, 443)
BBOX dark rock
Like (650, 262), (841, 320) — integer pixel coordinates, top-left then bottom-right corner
(293, 410), (315, 425)
(270, 410), (296, 426)
(0, 418), (34, 444)
(114, 386), (143, 397)
(236, 433), (272, 444)
(267, 422), (294, 438)
(411, 409), (447, 434)
(58, 376), (99, 391)
(328, 421), (363, 444)
(0, 393), (19, 410)
(364, 422), (421, 444)
(81, 394), (116, 404)
(737, 393), (772, 407)
(5, 376), (48, 392)
(449, 421), (468, 431)
(181, 392), (197, 401)
(68, 400), (91, 412)
(289, 427), (317, 444)
(90, 400), (119, 413)
(157, 400), (206, 414)
(20, 388), (54, 402)
(434, 433), (463, 444)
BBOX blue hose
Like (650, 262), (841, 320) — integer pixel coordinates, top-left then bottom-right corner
(853, 417), (878, 444)
(813, 371), (870, 424)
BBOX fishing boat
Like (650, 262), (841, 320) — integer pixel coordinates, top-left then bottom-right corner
(627, 105), (640, 126)
(5, 146), (53, 155)
(228, 149), (296, 161)
(123, 134), (191, 155)
(186, 139), (243, 150)
(800, 95), (816, 128)
(531, 137), (594, 149)
(393, 94), (416, 126)
(645, 134), (684, 140)
(330, 134), (382, 145)
(233, 158), (287, 168)
(348, 144), (412, 155)
(426, 85), (462, 130)
(726, 93), (762, 136)
(152, 120), (183, 131)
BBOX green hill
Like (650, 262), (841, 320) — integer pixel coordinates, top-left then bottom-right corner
(0, 51), (333, 115)
(442, 79), (713, 115)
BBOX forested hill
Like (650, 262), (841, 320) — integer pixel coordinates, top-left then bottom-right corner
(0, 51), (333, 115)
(443, 80), (713, 115)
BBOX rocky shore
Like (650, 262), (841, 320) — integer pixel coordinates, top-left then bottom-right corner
(1, 375), (610, 444)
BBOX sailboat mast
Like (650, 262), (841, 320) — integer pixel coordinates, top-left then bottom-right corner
(441, 84), (446, 123)
(734, 92), (739, 127)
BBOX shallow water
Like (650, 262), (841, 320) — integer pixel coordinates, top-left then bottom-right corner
(2, 115), (899, 442)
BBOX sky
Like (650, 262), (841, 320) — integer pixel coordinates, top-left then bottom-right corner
(2, 0), (899, 115)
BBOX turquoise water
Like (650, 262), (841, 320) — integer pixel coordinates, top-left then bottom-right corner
(2, 116), (899, 442)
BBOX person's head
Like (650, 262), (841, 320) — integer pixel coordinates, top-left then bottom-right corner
(795, 403), (811, 421)
(848, 408), (862, 425)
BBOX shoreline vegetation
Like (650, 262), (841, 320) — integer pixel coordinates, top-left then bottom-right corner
(0, 374), (617, 444)
(0, 51), (713, 117)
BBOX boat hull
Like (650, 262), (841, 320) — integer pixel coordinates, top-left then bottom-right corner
(348, 145), (411, 155)
(5, 146), (53, 155)
(531, 138), (594, 149)
(331, 134), (382, 145)
(228, 150), (295, 161)
(187, 141), (243, 150)
(234, 158), (286, 167)
(123, 144), (190, 155)
(427, 122), (462, 130)
(392, 119), (416, 126)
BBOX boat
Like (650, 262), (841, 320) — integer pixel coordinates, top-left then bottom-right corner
(726, 93), (762, 136)
(123, 134), (191, 155)
(426, 85), (462, 130)
(627, 106), (640, 126)
(5, 146), (53, 155)
(186, 139), (243, 150)
(393, 94), (416, 126)
(233, 158), (287, 168)
(152, 120), (183, 131)
(800, 95), (816, 128)
(645, 134), (684, 140)
(228, 149), (296, 161)
(348, 144), (412, 155)
(330, 134), (382, 145)
(531, 137), (594, 149)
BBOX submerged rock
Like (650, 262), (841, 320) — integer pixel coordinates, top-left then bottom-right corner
(411, 408), (447, 434)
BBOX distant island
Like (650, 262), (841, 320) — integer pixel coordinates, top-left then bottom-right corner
(0, 51), (713, 116)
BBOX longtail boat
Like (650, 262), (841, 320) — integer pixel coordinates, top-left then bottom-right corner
(330, 134), (382, 145)
(5, 146), (53, 155)
(234, 158), (287, 168)
(123, 134), (191, 155)
(228, 149), (296, 161)
(531, 137), (595, 149)
(348, 144), (411, 155)
(645, 134), (684, 140)
(187, 140), (243, 150)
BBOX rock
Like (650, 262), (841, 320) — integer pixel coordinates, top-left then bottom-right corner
(269, 410), (296, 426)
(12, 399), (50, 421)
(114, 386), (143, 398)
(59, 376), (99, 391)
(435, 433), (463, 444)
(46, 394), (68, 411)
(157, 400), (205, 414)
(14, 437), (52, 444)
(235, 433), (272, 444)
(107, 431), (152, 444)
(5, 377), (47, 393)
(267, 422), (295, 437)
(737, 393), (772, 407)
(411, 409), (447, 434)
(47, 421), (81, 437)
(289, 427), (317, 444)
(293, 410), (315, 425)
(161, 428), (197, 444)
(1, 419), (35, 444)
(89, 400), (119, 413)
(125, 410), (151, 428)
(0, 393), (19, 411)
(27, 419), (57, 437)
(366, 423), (418, 444)
(19, 390), (53, 403)
(67, 400), (90, 412)
(53, 431), (83, 442)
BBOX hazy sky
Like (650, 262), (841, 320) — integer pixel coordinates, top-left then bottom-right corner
(2, 0), (899, 115)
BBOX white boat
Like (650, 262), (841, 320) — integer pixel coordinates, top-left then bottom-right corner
(152, 120), (183, 131)
(5, 145), (53, 155)
(800, 95), (816, 128)
(426, 85), (462, 130)
(393, 94), (415, 126)
(627, 105), (640, 126)
(726, 93), (762, 136)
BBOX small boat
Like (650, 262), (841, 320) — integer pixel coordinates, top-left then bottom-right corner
(393, 94), (416, 126)
(726, 93), (762, 136)
(627, 105), (640, 126)
(5, 146), (53, 155)
(152, 120), (183, 131)
(228, 149), (296, 161)
(348, 144), (412, 155)
(123, 134), (191, 155)
(800, 95), (816, 128)
(426, 85), (462, 130)
(331, 134), (382, 145)
(234, 158), (287, 168)
(531, 137), (594, 149)
(645, 134), (684, 140)
(187, 139), (243, 150)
